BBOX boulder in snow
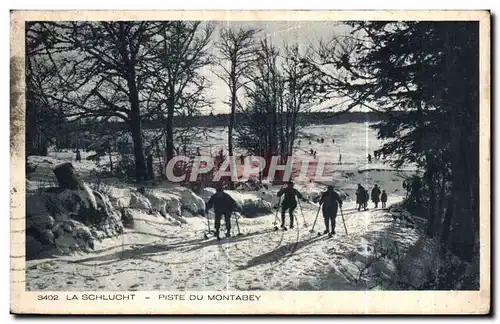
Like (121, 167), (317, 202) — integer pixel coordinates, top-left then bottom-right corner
(27, 214), (55, 232)
(167, 198), (182, 216)
(198, 187), (216, 201)
(180, 189), (205, 216)
(240, 199), (273, 217)
(130, 192), (153, 211)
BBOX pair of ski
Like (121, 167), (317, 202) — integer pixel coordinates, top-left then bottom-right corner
(272, 195), (308, 232)
(309, 204), (349, 237)
(273, 225), (295, 231)
(203, 230), (243, 240)
(203, 210), (243, 240)
(317, 231), (336, 239)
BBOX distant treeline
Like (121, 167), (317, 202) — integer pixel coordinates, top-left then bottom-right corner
(141, 111), (388, 129)
(62, 111), (395, 135)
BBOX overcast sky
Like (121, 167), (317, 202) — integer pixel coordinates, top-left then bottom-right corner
(205, 21), (351, 114)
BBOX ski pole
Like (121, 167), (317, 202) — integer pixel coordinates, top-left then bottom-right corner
(204, 210), (211, 239)
(234, 212), (242, 236)
(309, 203), (322, 233)
(340, 205), (348, 236)
(297, 199), (308, 227)
(273, 196), (282, 226)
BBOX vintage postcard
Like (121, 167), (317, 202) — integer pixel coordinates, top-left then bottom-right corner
(10, 10), (490, 314)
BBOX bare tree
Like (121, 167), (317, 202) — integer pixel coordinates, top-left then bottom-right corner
(146, 21), (215, 163)
(281, 43), (316, 155)
(236, 37), (287, 182)
(29, 21), (163, 182)
(214, 26), (259, 186)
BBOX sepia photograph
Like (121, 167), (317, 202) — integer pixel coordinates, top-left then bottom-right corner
(10, 10), (490, 314)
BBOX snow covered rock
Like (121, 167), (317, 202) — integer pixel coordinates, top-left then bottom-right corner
(130, 191), (152, 211)
(167, 198), (182, 216)
(142, 191), (167, 215)
(257, 190), (280, 206)
(25, 182), (124, 259)
(180, 189), (205, 216)
(26, 180), (37, 193)
(198, 187), (216, 201)
(27, 214), (55, 232)
(240, 199), (273, 217)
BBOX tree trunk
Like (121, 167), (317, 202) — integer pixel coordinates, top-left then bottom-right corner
(127, 71), (147, 182)
(166, 96), (175, 163)
(227, 63), (237, 189)
(53, 162), (86, 190)
(147, 154), (154, 180)
(129, 112), (147, 182)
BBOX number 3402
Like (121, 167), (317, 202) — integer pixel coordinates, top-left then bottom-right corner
(37, 295), (59, 301)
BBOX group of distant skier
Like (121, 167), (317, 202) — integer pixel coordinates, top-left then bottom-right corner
(355, 184), (387, 211)
(204, 180), (388, 240)
(368, 150), (385, 163)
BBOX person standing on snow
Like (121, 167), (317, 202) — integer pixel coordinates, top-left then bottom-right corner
(363, 187), (369, 210)
(356, 184), (368, 211)
(277, 182), (307, 229)
(318, 186), (343, 237)
(75, 148), (81, 162)
(381, 190), (388, 208)
(371, 184), (381, 208)
(205, 185), (239, 240)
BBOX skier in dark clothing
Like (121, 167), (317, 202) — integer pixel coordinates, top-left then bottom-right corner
(381, 190), (388, 208)
(356, 184), (368, 211)
(75, 148), (81, 162)
(319, 186), (343, 237)
(205, 185), (239, 240)
(371, 184), (381, 208)
(363, 188), (369, 210)
(367, 154), (372, 163)
(277, 182), (307, 229)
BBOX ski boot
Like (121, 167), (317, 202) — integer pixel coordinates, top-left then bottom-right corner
(323, 229), (329, 235)
(216, 231), (221, 240)
(226, 230), (231, 238)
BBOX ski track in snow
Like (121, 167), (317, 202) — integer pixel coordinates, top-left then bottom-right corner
(26, 195), (419, 291)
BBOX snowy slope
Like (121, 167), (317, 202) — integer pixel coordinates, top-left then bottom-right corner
(26, 193), (425, 291)
(26, 122), (429, 291)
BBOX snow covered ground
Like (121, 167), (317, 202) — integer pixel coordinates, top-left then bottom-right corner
(26, 122), (433, 291)
(26, 193), (425, 291)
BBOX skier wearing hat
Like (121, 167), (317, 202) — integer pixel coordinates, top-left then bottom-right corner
(277, 181), (307, 230)
(205, 184), (239, 240)
(318, 185), (343, 237)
